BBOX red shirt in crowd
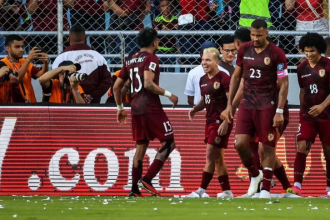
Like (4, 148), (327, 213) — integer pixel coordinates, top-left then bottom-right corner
(296, 0), (324, 21)
(179, 0), (210, 21)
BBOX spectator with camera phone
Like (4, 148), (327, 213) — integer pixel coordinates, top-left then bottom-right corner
(0, 34), (49, 103)
(39, 61), (86, 104)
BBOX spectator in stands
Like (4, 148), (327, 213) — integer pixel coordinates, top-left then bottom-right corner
(184, 41), (230, 106)
(0, 0), (31, 54)
(208, 0), (232, 30)
(64, 0), (108, 54)
(39, 61), (85, 103)
(27, 0), (69, 55)
(325, 37), (330, 58)
(218, 35), (236, 76)
(154, 0), (178, 72)
(1, 34), (49, 103)
(0, 61), (23, 103)
(105, 0), (150, 56)
(285, 0), (329, 46)
(52, 25), (112, 103)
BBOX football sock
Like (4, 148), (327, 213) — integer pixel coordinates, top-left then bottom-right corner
(274, 165), (291, 190)
(261, 167), (273, 192)
(243, 159), (260, 178)
(144, 159), (164, 181)
(218, 174), (231, 191)
(294, 152), (307, 184)
(326, 159), (330, 188)
(200, 171), (213, 190)
(132, 165), (143, 192)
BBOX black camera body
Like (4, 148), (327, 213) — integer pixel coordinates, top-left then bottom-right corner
(4, 69), (18, 81)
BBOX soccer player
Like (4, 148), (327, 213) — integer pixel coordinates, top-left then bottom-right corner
(290, 33), (330, 197)
(113, 28), (178, 197)
(232, 28), (293, 195)
(188, 48), (233, 198)
(222, 19), (289, 198)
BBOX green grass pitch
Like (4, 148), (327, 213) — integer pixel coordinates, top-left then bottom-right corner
(0, 196), (329, 220)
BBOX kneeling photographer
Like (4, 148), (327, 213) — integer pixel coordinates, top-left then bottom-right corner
(39, 61), (88, 104)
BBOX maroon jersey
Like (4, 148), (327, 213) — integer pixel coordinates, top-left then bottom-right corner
(236, 42), (288, 110)
(119, 51), (162, 115)
(200, 71), (230, 124)
(297, 57), (330, 119)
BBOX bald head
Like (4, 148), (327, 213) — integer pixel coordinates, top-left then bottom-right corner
(69, 24), (86, 45)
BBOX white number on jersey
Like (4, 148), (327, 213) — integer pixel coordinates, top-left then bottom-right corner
(250, 68), (261, 78)
(310, 84), (318, 94)
(130, 67), (142, 93)
(163, 121), (172, 133)
(205, 94), (211, 104)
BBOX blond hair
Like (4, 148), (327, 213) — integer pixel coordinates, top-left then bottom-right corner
(203, 48), (220, 60)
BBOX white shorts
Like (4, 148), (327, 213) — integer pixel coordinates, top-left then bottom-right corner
(295, 18), (329, 45)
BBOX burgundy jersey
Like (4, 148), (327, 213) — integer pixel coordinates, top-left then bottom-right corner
(297, 57), (330, 119)
(200, 71), (230, 124)
(119, 51), (162, 115)
(236, 42), (288, 110)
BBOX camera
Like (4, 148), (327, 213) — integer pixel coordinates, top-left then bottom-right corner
(4, 69), (18, 81)
(67, 72), (87, 82)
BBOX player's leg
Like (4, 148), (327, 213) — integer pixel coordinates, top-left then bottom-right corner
(322, 143), (330, 197)
(289, 118), (317, 195)
(130, 140), (148, 197)
(215, 148), (233, 198)
(235, 105), (262, 196)
(139, 111), (175, 196)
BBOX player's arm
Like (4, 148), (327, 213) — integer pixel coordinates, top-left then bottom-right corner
(187, 96), (194, 107)
(218, 92), (230, 136)
(113, 76), (128, 123)
(144, 70), (178, 108)
(299, 88), (305, 106)
(188, 97), (204, 120)
(232, 79), (244, 110)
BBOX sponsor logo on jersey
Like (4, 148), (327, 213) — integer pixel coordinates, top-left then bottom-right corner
(213, 82), (220, 90)
(264, 57), (271, 65)
(215, 136), (221, 144)
(319, 69), (325, 77)
(302, 73), (311, 78)
(268, 133), (274, 141)
(244, 57), (254, 60)
(201, 84), (208, 87)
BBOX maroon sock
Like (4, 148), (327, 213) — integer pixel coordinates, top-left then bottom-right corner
(243, 159), (259, 178)
(294, 152), (307, 184)
(274, 165), (291, 190)
(262, 168), (273, 191)
(218, 174), (231, 191)
(200, 171), (213, 190)
(144, 159), (164, 181)
(326, 159), (330, 187)
(250, 142), (263, 170)
(132, 165), (142, 185)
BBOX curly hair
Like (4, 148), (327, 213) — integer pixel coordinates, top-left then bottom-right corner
(299, 33), (327, 54)
(137, 28), (158, 48)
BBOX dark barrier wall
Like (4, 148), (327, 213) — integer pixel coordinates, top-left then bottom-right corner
(0, 107), (326, 196)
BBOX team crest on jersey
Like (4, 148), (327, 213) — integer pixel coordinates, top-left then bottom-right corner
(319, 69), (325, 77)
(264, 57), (271, 65)
(213, 82), (220, 90)
(268, 133), (274, 142)
(215, 136), (221, 144)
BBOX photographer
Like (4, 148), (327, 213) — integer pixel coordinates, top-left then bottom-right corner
(39, 61), (86, 104)
(1, 35), (49, 103)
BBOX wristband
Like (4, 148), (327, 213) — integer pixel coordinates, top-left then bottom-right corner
(26, 58), (31, 62)
(72, 90), (80, 95)
(117, 103), (124, 111)
(164, 90), (172, 98)
(276, 108), (284, 114)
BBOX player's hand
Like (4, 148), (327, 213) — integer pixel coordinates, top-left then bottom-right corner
(218, 121), (228, 136)
(169, 94), (178, 108)
(273, 113), (284, 128)
(83, 94), (93, 104)
(27, 47), (42, 61)
(0, 66), (10, 77)
(220, 105), (234, 124)
(117, 110), (128, 124)
(308, 104), (325, 117)
(188, 107), (196, 121)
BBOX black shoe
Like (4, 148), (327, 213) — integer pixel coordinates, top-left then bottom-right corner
(128, 191), (144, 197)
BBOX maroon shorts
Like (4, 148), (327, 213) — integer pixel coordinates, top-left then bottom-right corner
(297, 117), (330, 145)
(204, 122), (233, 148)
(236, 104), (278, 147)
(131, 111), (174, 142)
